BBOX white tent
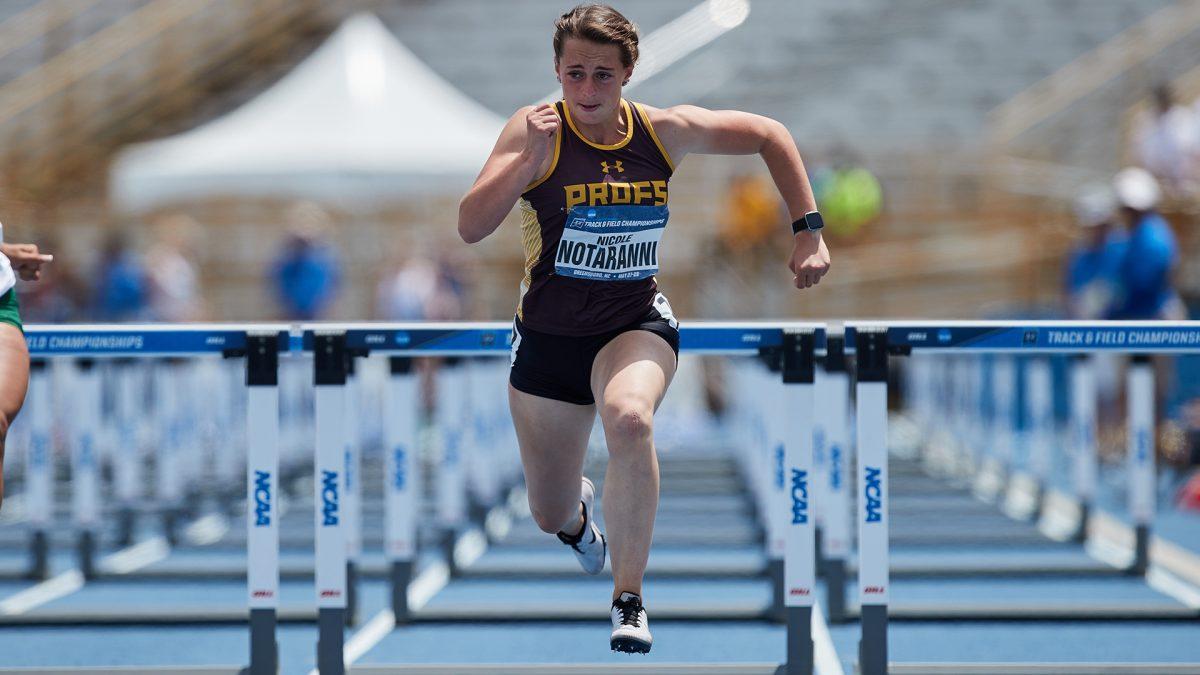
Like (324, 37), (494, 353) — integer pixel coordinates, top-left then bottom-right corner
(110, 13), (505, 212)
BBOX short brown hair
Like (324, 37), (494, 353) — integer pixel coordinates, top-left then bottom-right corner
(553, 5), (639, 68)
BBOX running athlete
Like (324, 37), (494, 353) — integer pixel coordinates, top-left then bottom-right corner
(0, 220), (53, 512)
(457, 4), (829, 653)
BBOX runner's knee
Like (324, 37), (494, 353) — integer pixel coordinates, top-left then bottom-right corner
(529, 501), (576, 534)
(602, 399), (654, 446)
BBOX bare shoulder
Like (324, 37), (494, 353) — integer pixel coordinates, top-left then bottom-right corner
(637, 104), (713, 161)
(639, 103), (710, 133)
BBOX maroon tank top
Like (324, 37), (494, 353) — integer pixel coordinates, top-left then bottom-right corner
(516, 99), (675, 336)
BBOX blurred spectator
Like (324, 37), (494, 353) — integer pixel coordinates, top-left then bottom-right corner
(94, 231), (149, 321)
(1063, 185), (1125, 320)
(376, 253), (438, 321)
(270, 202), (340, 320)
(810, 148), (883, 238)
(146, 213), (206, 322)
(715, 173), (783, 257)
(376, 240), (470, 322)
(1107, 168), (1183, 320)
(1130, 84), (1199, 195)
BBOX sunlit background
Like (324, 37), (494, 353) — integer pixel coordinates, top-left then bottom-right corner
(1, 0), (1195, 325)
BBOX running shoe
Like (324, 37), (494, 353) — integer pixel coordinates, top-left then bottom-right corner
(556, 477), (606, 575)
(610, 591), (652, 653)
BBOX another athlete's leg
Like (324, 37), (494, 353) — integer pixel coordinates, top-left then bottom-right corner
(508, 384), (596, 534)
(0, 324), (30, 512)
(590, 331), (676, 601)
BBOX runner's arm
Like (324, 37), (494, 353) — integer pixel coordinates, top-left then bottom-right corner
(648, 105), (818, 221)
(0, 242), (52, 281)
(458, 106), (551, 244)
(649, 105), (829, 288)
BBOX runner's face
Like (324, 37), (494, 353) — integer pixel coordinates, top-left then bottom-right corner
(556, 38), (632, 125)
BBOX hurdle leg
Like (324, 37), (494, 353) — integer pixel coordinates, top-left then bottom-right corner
(344, 354), (361, 627)
(775, 329), (815, 675)
(26, 360), (51, 580)
(821, 335), (851, 624)
(1070, 355), (1097, 542)
(1127, 354), (1155, 576)
(385, 356), (419, 624)
(855, 328), (889, 675)
(757, 346), (787, 623)
(73, 359), (100, 580)
(246, 334), (280, 675)
(314, 333), (349, 675)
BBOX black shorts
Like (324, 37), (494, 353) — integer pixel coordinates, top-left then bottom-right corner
(509, 294), (680, 405)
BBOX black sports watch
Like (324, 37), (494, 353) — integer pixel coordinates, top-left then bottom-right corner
(791, 210), (824, 235)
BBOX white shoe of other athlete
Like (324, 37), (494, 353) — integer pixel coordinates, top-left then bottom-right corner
(556, 477), (606, 575)
(610, 591), (652, 654)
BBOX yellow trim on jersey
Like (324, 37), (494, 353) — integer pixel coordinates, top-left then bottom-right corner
(633, 102), (675, 172)
(563, 99), (634, 151)
(524, 119), (562, 192)
(516, 198), (543, 320)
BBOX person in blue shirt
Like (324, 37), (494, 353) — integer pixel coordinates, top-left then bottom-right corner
(1107, 167), (1183, 320)
(1064, 186), (1126, 320)
(94, 232), (149, 322)
(269, 204), (340, 321)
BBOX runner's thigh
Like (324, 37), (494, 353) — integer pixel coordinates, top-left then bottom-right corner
(590, 330), (677, 420)
(0, 324), (29, 432)
(508, 384), (596, 507)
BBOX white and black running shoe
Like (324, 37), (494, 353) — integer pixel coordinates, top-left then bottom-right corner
(556, 477), (606, 575)
(610, 591), (652, 654)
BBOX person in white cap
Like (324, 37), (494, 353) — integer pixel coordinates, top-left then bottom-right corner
(1108, 167), (1183, 320)
(1064, 185), (1126, 320)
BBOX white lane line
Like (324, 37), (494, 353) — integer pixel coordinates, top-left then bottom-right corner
(812, 601), (845, 675)
(1086, 536), (1134, 569)
(408, 560), (451, 611)
(1147, 567), (1200, 609)
(184, 513), (229, 546)
(97, 536), (170, 574)
(343, 609), (395, 665)
(319, 561), (452, 675)
(0, 570), (84, 615)
(0, 534), (174, 615)
(454, 528), (488, 570)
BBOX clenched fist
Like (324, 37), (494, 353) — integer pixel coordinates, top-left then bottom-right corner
(1, 242), (53, 281)
(523, 103), (561, 164)
(789, 232), (830, 289)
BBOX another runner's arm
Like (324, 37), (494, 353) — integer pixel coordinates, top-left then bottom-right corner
(0, 242), (52, 281)
(649, 105), (817, 220)
(458, 105), (559, 244)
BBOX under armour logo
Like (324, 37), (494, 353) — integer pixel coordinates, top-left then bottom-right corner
(600, 161), (624, 174)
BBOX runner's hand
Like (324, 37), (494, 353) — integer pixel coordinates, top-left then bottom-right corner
(1, 242), (53, 281)
(788, 232), (830, 289)
(523, 104), (560, 164)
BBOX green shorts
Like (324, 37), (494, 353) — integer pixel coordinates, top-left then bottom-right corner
(0, 289), (22, 333)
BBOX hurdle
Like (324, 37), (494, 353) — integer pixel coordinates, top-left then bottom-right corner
(17, 324), (289, 675)
(292, 321), (824, 675)
(845, 320), (1200, 675)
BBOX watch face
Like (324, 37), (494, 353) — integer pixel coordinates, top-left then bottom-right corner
(806, 211), (824, 231)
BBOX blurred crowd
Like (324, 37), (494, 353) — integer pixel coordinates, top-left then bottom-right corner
(16, 201), (471, 328)
(1128, 83), (1200, 201)
(1063, 161), (1200, 506)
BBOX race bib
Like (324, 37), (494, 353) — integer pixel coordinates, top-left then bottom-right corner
(554, 205), (668, 281)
